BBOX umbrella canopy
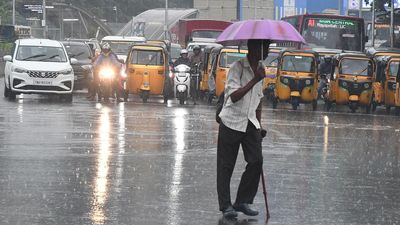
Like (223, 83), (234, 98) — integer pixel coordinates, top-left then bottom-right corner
(216, 19), (306, 46)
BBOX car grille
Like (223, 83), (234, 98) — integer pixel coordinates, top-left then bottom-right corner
(28, 71), (59, 79)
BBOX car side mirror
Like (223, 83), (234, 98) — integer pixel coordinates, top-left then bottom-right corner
(3, 55), (12, 62)
(70, 58), (78, 65)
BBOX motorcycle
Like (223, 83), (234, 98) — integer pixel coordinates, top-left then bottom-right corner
(318, 73), (329, 100)
(173, 64), (191, 105)
(96, 63), (125, 102)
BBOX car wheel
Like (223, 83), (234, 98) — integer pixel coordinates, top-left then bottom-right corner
(4, 84), (10, 98)
(8, 90), (16, 100)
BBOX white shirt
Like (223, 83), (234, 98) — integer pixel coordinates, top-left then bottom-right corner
(219, 57), (264, 132)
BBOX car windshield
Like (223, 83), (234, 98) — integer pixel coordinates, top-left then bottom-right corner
(389, 61), (400, 77)
(281, 55), (315, 72)
(131, 49), (164, 65)
(16, 46), (67, 62)
(264, 53), (279, 67)
(191, 30), (222, 39)
(219, 52), (246, 68)
(64, 44), (91, 61)
(108, 42), (133, 55)
(340, 58), (373, 76)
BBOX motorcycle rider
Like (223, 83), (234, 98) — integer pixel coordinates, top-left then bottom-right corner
(318, 56), (332, 99)
(91, 43), (121, 101)
(189, 46), (204, 105)
(173, 49), (191, 67)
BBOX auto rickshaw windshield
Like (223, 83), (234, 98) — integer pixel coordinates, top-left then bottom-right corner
(264, 53), (279, 67)
(281, 55), (315, 72)
(389, 61), (400, 77)
(108, 42), (133, 54)
(340, 58), (373, 76)
(219, 52), (246, 68)
(131, 49), (164, 65)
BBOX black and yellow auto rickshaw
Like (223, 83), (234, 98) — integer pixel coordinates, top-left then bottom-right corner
(325, 53), (375, 113)
(372, 56), (400, 114)
(125, 42), (170, 103)
(395, 71), (400, 115)
(273, 50), (319, 110)
(210, 47), (247, 98)
(199, 46), (216, 99)
(262, 48), (280, 100)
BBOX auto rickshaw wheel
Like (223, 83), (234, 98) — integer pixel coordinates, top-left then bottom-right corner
(386, 106), (391, 114)
(141, 91), (149, 103)
(395, 107), (400, 116)
(291, 98), (299, 110)
(365, 104), (371, 114)
(350, 102), (358, 113)
(312, 100), (318, 111)
(272, 98), (278, 109)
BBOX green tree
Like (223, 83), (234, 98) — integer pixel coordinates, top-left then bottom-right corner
(0, 1), (11, 24)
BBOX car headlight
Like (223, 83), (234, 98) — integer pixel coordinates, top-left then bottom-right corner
(60, 68), (73, 75)
(364, 83), (370, 89)
(342, 81), (347, 87)
(81, 65), (92, 71)
(13, 67), (27, 73)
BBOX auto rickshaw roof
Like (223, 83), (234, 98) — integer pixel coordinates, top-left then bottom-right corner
(334, 52), (371, 61)
(366, 47), (400, 57)
(375, 55), (400, 64)
(211, 47), (248, 54)
(279, 49), (319, 58)
(131, 43), (167, 51)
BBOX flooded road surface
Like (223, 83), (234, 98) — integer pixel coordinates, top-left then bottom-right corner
(0, 85), (399, 225)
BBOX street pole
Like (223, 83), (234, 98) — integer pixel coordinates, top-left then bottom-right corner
(12, 0), (15, 25)
(338, 0), (341, 15)
(164, 0), (168, 40)
(43, 0), (47, 38)
(391, 0), (395, 48)
(372, 0), (375, 47)
(254, 0), (257, 19)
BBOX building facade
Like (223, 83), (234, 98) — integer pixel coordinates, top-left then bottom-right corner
(194, 0), (274, 21)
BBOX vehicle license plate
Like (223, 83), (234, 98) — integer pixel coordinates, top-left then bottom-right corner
(34, 80), (52, 85)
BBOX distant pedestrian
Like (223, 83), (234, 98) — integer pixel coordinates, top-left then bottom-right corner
(217, 39), (269, 218)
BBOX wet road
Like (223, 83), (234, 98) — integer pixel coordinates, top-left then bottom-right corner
(0, 82), (399, 225)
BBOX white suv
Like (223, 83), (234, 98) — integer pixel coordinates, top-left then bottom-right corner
(3, 39), (77, 101)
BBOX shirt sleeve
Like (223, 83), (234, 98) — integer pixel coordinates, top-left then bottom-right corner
(225, 61), (242, 98)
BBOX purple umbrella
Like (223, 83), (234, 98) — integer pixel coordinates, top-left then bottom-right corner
(216, 19), (306, 46)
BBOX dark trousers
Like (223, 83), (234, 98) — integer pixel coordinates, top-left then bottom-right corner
(217, 122), (263, 211)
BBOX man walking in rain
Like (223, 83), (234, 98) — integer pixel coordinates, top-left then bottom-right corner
(217, 39), (268, 218)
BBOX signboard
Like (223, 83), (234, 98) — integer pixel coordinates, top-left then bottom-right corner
(348, 0), (361, 10)
(24, 4), (43, 14)
(307, 18), (357, 29)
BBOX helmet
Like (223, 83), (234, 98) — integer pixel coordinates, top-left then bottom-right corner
(180, 49), (188, 55)
(101, 42), (111, 50)
(193, 45), (200, 51)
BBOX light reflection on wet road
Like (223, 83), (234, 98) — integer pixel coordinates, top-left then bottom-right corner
(0, 87), (399, 225)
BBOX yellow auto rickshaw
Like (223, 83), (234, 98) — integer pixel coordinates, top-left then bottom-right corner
(372, 56), (400, 114)
(263, 48), (280, 100)
(395, 71), (400, 115)
(211, 47), (247, 97)
(325, 53), (375, 113)
(199, 46), (215, 98)
(125, 42), (169, 103)
(273, 50), (319, 110)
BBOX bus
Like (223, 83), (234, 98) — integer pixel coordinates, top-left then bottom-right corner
(282, 14), (366, 52)
(366, 22), (400, 48)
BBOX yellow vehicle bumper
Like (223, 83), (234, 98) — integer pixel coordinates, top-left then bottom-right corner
(349, 95), (359, 102)
(290, 91), (301, 97)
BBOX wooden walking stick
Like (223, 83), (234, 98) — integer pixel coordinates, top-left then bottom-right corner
(261, 168), (270, 223)
(260, 129), (270, 222)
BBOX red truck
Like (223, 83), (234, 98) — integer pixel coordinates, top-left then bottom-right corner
(170, 19), (232, 48)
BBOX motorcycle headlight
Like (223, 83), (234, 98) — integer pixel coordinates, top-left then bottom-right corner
(99, 68), (114, 79)
(60, 68), (73, 75)
(364, 83), (370, 89)
(13, 67), (27, 73)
